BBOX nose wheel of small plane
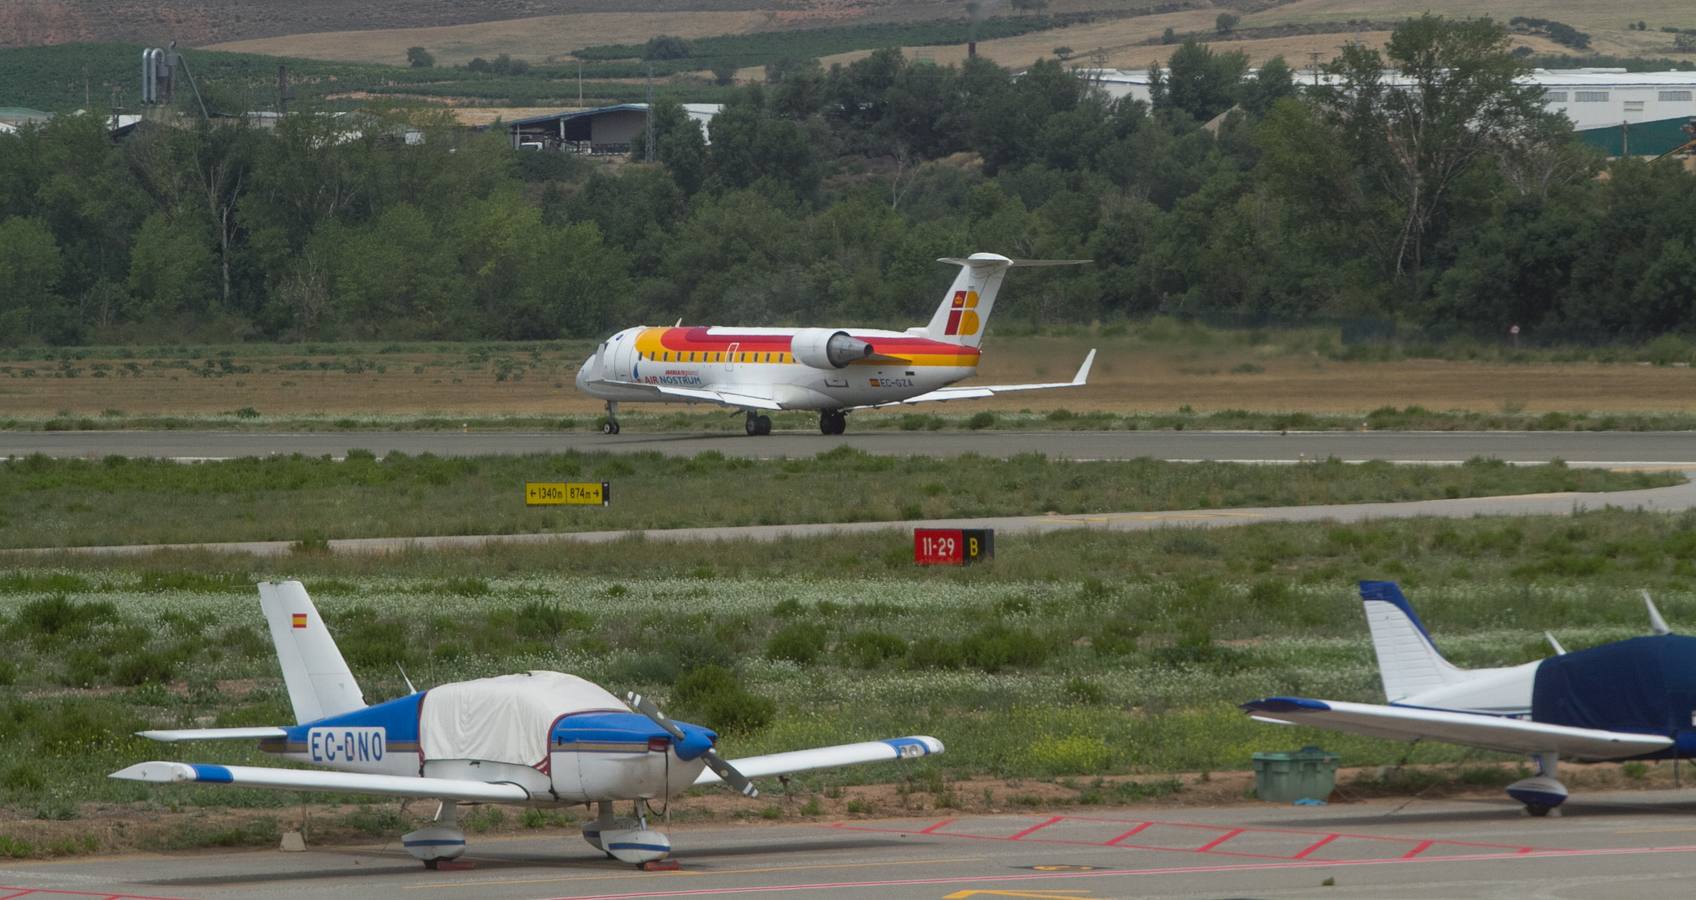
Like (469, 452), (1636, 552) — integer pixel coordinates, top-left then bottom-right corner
(601, 402), (621, 435)
(819, 410), (846, 435)
(744, 412), (772, 436)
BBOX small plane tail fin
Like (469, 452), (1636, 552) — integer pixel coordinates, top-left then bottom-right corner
(922, 255), (1087, 349)
(258, 581), (366, 724)
(1359, 581), (1468, 703)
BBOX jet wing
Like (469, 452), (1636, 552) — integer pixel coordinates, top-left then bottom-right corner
(110, 761), (534, 802)
(139, 726), (289, 742)
(1242, 697), (1673, 761)
(861, 349), (1095, 409)
(587, 379), (782, 411)
(693, 736), (943, 787)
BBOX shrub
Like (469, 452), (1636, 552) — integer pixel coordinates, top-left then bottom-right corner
(12, 595), (118, 643)
(672, 665), (775, 733)
(967, 411), (997, 430)
(959, 623), (1048, 672)
(1020, 734), (1113, 775)
(906, 636), (964, 669)
(766, 623), (828, 664)
(516, 599), (591, 636)
(841, 630), (907, 669)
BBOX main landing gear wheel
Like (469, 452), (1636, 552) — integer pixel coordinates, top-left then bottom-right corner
(601, 401), (620, 435)
(819, 410), (846, 435)
(744, 412), (772, 436)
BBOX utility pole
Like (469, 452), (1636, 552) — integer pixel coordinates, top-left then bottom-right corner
(578, 59), (583, 107)
(644, 64), (655, 163)
(277, 64), (290, 115)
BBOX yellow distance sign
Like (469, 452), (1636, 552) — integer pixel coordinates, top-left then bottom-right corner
(525, 481), (609, 506)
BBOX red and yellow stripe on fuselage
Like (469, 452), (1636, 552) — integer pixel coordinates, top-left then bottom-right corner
(632, 327), (980, 369)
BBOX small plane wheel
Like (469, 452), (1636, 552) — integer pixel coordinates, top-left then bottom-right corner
(756, 415), (772, 436)
(1525, 803), (1554, 817)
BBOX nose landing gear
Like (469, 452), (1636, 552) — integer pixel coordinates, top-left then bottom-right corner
(818, 409), (846, 435)
(744, 411), (772, 436)
(601, 401), (621, 435)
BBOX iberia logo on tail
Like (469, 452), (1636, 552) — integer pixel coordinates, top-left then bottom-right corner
(945, 290), (980, 336)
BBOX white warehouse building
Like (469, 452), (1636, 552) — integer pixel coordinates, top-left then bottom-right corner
(1080, 67), (1696, 156)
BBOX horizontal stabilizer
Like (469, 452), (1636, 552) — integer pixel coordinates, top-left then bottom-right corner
(111, 761), (533, 802)
(694, 736), (943, 787)
(1241, 697), (1672, 762)
(139, 727), (288, 743)
(936, 257), (1091, 268)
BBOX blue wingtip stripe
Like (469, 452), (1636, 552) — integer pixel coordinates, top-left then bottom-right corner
(883, 737), (932, 756)
(190, 764), (233, 784)
(1242, 697), (1332, 713)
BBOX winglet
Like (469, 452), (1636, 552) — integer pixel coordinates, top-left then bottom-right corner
(1644, 590), (1672, 635)
(1072, 349), (1096, 385)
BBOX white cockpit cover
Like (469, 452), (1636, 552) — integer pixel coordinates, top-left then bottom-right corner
(419, 671), (626, 767)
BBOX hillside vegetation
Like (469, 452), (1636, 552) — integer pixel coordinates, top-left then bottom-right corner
(4, 17), (1696, 348)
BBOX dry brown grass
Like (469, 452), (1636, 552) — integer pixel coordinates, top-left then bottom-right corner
(206, 11), (774, 67)
(6, 336), (1696, 421)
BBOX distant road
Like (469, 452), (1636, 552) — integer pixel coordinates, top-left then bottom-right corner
(6, 430), (1696, 465)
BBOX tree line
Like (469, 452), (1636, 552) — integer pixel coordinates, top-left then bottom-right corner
(2, 14), (1693, 346)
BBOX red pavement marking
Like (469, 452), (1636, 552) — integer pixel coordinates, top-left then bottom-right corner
(1194, 828), (1245, 853)
(1105, 822), (1153, 846)
(1292, 833), (1341, 860)
(551, 843), (1696, 899)
(832, 814), (1552, 863)
(1007, 816), (1063, 841)
(0, 890), (184, 900)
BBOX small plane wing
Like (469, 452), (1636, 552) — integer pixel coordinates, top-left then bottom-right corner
(693, 735), (943, 787)
(587, 379), (782, 411)
(110, 762), (533, 802)
(863, 349), (1095, 409)
(1242, 697), (1673, 761)
(139, 726), (288, 742)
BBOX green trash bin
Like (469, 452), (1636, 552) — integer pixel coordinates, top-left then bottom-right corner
(1252, 746), (1339, 803)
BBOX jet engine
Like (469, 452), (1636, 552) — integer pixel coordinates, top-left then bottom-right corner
(791, 329), (873, 369)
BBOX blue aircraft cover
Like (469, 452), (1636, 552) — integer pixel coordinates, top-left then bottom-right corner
(1531, 634), (1696, 737)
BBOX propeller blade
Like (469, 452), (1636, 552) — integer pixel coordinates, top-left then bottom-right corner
(1643, 590), (1672, 636)
(702, 749), (759, 798)
(625, 692), (687, 741)
(1545, 632), (1567, 655)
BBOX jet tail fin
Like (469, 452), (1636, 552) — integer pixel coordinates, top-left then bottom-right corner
(258, 581), (366, 724)
(922, 254), (1088, 348)
(1359, 581), (1468, 703)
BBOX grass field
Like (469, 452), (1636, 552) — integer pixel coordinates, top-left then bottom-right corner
(6, 327), (1696, 425)
(2, 452), (1660, 549)
(5, 507), (1696, 855)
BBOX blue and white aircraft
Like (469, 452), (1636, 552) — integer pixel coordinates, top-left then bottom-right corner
(112, 581), (943, 867)
(1242, 581), (1693, 816)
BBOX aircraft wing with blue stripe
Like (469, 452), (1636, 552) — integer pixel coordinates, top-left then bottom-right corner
(693, 736), (943, 787)
(110, 761), (533, 802)
(1242, 697), (1673, 761)
(138, 727), (288, 742)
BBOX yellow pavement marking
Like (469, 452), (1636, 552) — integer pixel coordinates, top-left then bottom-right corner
(943, 890), (1093, 899)
(408, 854), (988, 890)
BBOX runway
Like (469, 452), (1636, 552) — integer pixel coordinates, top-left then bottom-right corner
(8, 429), (1696, 465)
(9, 791), (1696, 899)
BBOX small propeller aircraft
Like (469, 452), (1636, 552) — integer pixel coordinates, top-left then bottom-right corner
(1242, 581), (1696, 817)
(575, 252), (1095, 435)
(112, 582), (943, 867)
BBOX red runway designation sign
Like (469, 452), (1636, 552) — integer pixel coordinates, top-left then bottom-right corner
(526, 481), (610, 506)
(913, 528), (994, 566)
